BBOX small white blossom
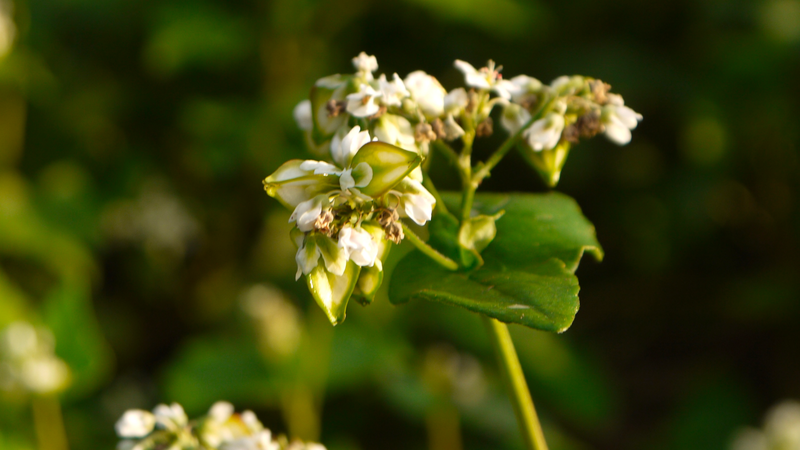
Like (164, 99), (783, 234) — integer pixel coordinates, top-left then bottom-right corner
(346, 84), (382, 118)
(153, 403), (188, 431)
(373, 114), (416, 151)
(377, 73), (410, 107)
(115, 410), (156, 438)
(352, 52), (378, 80)
(289, 195), (328, 232)
(500, 103), (532, 135)
(338, 226), (379, 267)
(220, 430), (280, 450)
(602, 93), (642, 145)
(443, 114), (465, 141)
(293, 100), (313, 131)
(404, 71), (446, 118)
(208, 401), (235, 423)
(505, 75), (542, 103)
(454, 59), (511, 99)
(396, 179), (436, 226)
(523, 113), (565, 151)
(444, 88), (469, 115)
(331, 126), (371, 167)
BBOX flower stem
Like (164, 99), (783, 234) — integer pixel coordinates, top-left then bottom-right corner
(422, 173), (450, 217)
(482, 317), (549, 450)
(472, 97), (555, 184)
(32, 395), (69, 450)
(401, 222), (459, 271)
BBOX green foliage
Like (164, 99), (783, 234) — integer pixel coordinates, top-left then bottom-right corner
(390, 192), (602, 332)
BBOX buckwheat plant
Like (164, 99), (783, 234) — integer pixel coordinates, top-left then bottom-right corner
(115, 401), (326, 450)
(264, 52), (642, 449)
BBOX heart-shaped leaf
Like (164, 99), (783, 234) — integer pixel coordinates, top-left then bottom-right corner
(389, 192), (602, 332)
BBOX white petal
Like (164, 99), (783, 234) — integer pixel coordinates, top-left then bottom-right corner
(454, 59), (478, 76)
(293, 100), (312, 131)
(115, 410), (156, 438)
(299, 160), (339, 175)
(614, 105), (642, 129)
(604, 117), (632, 145)
(208, 401), (234, 422)
(339, 169), (355, 191)
(352, 52), (378, 74)
(403, 193), (434, 225)
(289, 197), (324, 232)
(350, 162), (373, 188)
(444, 88), (469, 114)
(296, 240), (321, 278)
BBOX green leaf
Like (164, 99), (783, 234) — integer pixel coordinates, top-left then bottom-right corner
(350, 141), (422, 197)
(389, 192), (602, 332)
(306, 261), (361, 326)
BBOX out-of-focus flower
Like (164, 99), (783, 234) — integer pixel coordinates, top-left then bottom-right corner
(241, 285), (302, 358)
(377, 73), (410, 107)
(0, 0), (15, 59)
(346, 84), (382, 118)
(601, 93), (643, 145)
(454, 59), (511, 99)
(352, 52), (378, 80)
(523, 113), (565, 151)
(404, 71), (446, 118)
(293, 100), (313, 131)
(0, 321), (71, 395)
(115, 401), (327, 450)
(729, 400), (800, 450)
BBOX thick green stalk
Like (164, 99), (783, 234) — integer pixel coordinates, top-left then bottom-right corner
(482, 317), (548, 450)
(401, 223), (459, 271)
(33, 396), (69, 450)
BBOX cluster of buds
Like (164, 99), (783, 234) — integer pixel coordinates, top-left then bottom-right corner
(0, 321), (71, 395)
(499, 74), (643, 185)
(115, 401), (326, 450)
(266, 53), (642, 324)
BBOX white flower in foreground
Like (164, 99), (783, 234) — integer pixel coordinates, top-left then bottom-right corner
(331, 126), (371, 167)
(444, 88), (469, 115)
(293, 100), (313, 131)
(404, 71), (446, 118)
(500, 103), (532, 135)
(115, 410), (156, 438)
(153, 402), (188, 431)
(352, 52), (378, 80)
(523, 113), (565, 151)
(338, 226), (379, 267)
(377, 73), (410, 107)
(346, 84), (382, 118)
(396, 179), (436, 226)
(454, 59), (511, 99)
(601, 93), (642, 145)
(289, 195), (329, 233)
(505, 75), (542, 103)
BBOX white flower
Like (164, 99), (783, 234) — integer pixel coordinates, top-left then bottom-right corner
(505, 75), (542, 103)
(220, 430), (280, 450)
(345, 84), (382, 117)
(377, 73), (409, 107)
(289, 195), (328, 232)
(764, 401), (800, 449)
(1, 321), (39, 358)
(19, 356), (70, 393)
(293, 100), (313, 131)
(550, 75), (585, 95)
(352, 52), (378, 80)
(373, 114), (416, 151)
(444, 88), (469, 115)
(396, 179), (436, 226)
(295, 233), (348, 279)
(523, 113), (565, 151)
(454, 59), (510, 99)
(500, 103), (532, 135)
(208, 401), (235, 423)
(153, 403), (188, 431)
(338, 226), (379, 267)
(443, 114), (465, 141)
(601, 94), (642, 145)
(404, 71), (446, 118)
(115, 410), (156, 438)
(331, 126), (371, 167)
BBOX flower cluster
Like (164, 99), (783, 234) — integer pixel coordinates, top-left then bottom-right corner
(498, 73), (643, 185)
(730, 400), (800, 450)
(115, 401), (326, 450)
(266, 53), (642, 324)
(0, 321), (71, 395)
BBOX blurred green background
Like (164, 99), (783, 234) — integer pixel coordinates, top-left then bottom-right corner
(0, 0), (799, 449)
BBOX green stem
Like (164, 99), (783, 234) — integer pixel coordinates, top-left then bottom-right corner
(472, 97), (555, 184)
(401, 223), (459, 271)
(482, 317), (548, 450)
(432, 140), (460, 169)
(32, 396), (69, 450)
